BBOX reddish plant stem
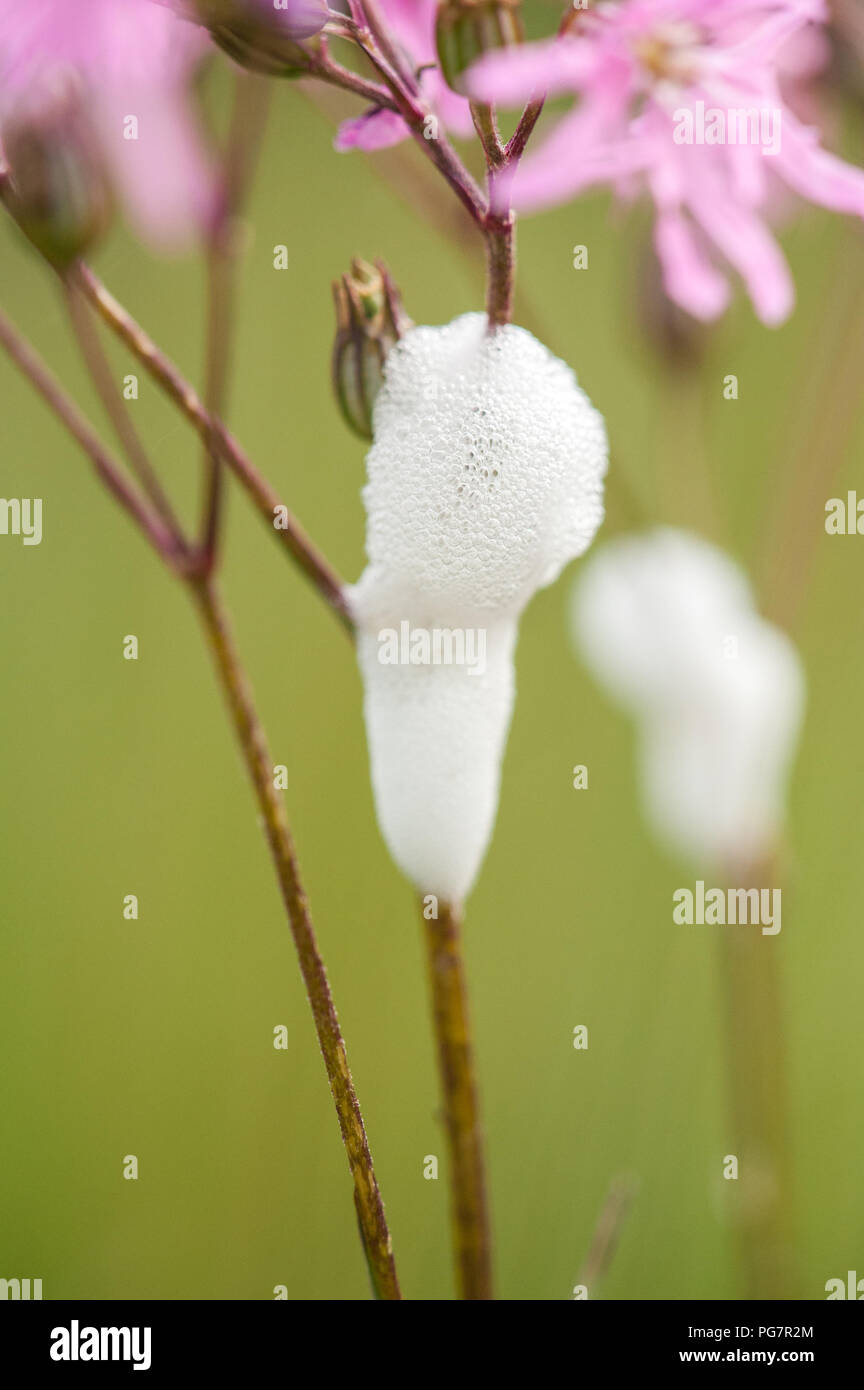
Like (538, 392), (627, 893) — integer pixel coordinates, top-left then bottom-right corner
(506, 98), (545, 163)
(0, 301), (401, 1301)
(193, 576), (401, 1301)
(310, 49), (398, 110)
(318, 13), (543, 330)
(343, 8), (487, 223)
(470, 102), (505, 170)
(0, 305), (184, 570)
(200, 71), (271, 572)
(62, 278), (186, 546)
(484, 211), (515, 330)
(71, 263), (353, 632)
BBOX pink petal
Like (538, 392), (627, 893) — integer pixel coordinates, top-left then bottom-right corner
(775, 115), (864, 217)
(653, 210), (731, 321)
(510, 65), (636, 211)
(686, 185), (794, 325)
(705, 6), (825, 69)
(96, 80), (218, 249)
(466, 38), (598, 106)
(335, 107), (409, 153)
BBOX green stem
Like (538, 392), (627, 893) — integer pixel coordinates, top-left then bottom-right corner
(718, 854), (797, 1299)
(0, 303), (401, 1300)
(193, 577), (401, 1301)
(421, 898), (493, 1299)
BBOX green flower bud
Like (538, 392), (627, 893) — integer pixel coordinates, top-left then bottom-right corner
(2, 79), (112, 269)
(435, 0), (524, 96)
(192, 0), (326, 77)
(331, 259), (412, 440)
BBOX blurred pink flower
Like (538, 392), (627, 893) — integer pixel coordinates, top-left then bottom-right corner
(335, 0), (474, 153)
(0, 0), (217, 251)
(467, 0), (864, 324)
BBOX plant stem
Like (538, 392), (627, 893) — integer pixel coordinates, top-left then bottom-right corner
(421, 898), (493, 1299)
(345, 18), (488, 224)
(470, 102), (505, 170)
(659, 363), (722, 541)
(193, 577), (401, 1300)
(717, 853), (797, 1299)
(320, 9), (530, 330)
(505, 98), (545, 163)
(0, 305), (185, 570)
(200, 71), (271, 572)
(62, 279), (186, 545)
(484, 211), (515, 330)
(758, 236), (864, 632)
(0, 303), (401, 1300)
(70, 263), (353, 632)
(309, 51), (398, 111)
(577, 1175), (638, 1295)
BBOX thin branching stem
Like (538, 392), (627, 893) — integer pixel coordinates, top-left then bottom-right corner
(0, 304), (184, 570)
(200, 71), (271, 572)
(62, 279), (186, 543)
(70, 263), (354, 632)
(0, 301), (400, 1301)
(192, 576), (401, 1301)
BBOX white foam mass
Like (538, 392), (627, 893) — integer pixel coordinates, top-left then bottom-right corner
(573, 529), (805, 871)
(351, 313), (608, 901)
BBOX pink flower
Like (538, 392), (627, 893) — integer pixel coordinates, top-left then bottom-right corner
(467, 0), (864, 324)
(335, 0), (474, 153)
(0, 0), (218, 251)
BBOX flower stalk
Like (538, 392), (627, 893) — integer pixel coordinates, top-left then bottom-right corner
(0, 300), (400, 1301)
(192, 574), (401, 1300)
(67, 262), (354, 631)
(421, 898), (493, 1300)
(718, 853), (797, 1301)
(199, 70), (271, 572)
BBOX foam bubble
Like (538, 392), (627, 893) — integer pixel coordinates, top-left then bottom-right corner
(352, 315), (608, 899)
(573, 529), (805, 869)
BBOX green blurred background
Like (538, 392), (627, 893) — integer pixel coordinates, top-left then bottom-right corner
(2, 18), (864, 1301)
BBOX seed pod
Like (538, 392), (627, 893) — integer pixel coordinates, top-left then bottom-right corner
(331, 258), (411, 440)
(2, 78), (112, 269)
(435, 0), (524, 96)
(192, 0), (326, 76)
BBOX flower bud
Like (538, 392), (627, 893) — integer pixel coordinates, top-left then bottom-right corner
(192, 0), (327, 76)
(331, 258), (411, 440)
(435, 0), (523, 96)
(1, 78), (112, 269)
